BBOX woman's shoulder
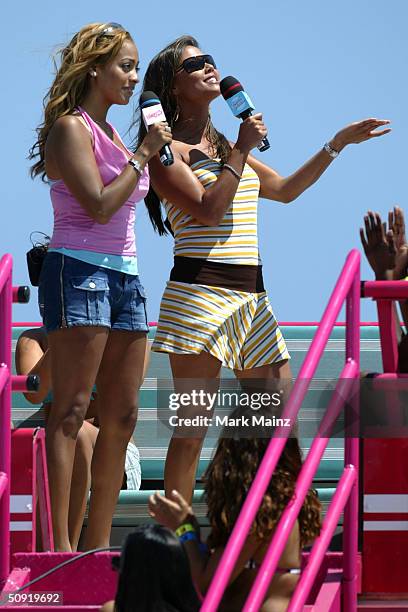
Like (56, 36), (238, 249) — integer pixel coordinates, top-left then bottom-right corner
(170, 139), (193, 164)
(48, 114), (92, 143)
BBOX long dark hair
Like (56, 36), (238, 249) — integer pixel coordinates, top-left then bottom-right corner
(204, 411), (321, 549)
(136, 35), (231, 235)
(114, 524), (201, 612)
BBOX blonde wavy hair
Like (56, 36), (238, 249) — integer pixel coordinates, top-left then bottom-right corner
(29, 22), (133, 180)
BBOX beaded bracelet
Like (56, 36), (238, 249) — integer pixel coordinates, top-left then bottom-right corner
(223, 163), (241, 180)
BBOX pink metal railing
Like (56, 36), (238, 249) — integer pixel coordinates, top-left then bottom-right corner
(362, 280), (408, 373)
(0, 254), (13, 586)
(289, 466), (357, 610)
(0, 256), (39, 587)
(201, 249), (361, 612)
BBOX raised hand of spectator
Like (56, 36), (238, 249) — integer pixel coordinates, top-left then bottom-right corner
(360, 210), (396, 280)
(388, 206), (408, 280)
(148, 490), (193, 530)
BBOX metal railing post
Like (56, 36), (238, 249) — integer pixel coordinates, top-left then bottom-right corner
(343, 266), (360, 612)
(0, 255), (12, 586)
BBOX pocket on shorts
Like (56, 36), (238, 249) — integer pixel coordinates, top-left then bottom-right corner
(135, 283), (147, 299)
(69, 276), (109, 324)
(131, 281), (148, 329)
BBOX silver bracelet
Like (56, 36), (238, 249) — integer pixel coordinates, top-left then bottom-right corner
(323, 142), (339, 159)
(223, 163), (241, 180)
(128, 157), (144, 174)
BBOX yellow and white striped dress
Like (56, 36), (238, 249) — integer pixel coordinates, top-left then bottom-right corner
(152, 159), (289, 370)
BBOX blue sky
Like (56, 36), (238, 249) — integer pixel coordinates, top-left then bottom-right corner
(4, 0), (407, 323)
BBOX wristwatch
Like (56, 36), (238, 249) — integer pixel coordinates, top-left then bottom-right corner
(128, 157), (144, 174)
(323, 142), (339, 159)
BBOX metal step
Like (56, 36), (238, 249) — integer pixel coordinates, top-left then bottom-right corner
(358, 600), (408, 611)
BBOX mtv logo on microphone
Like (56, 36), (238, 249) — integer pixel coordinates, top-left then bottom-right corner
(142, 104), (167, 128)
(227, 91), (255, 117)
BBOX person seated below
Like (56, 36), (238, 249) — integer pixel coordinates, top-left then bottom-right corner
(100, 524), (201, 612)
(149, 408), (321, 612)
(15, 326), (143, 551)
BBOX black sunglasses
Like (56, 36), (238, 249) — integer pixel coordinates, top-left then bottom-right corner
(175, 54), (217, 74)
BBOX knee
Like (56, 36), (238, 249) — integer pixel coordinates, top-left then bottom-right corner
(75, 420), (95, 450)
(109, 401), (139, 437)
(59, 394), (90, 438)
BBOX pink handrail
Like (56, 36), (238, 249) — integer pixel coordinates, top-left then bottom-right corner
(0, 473), (8, 501)
(362, 280), (408, 299)
(0, 254), (12, 587)
(288, 465), (357, 611)
(201, 249), (360, 612)
(243, 360), (359, 612)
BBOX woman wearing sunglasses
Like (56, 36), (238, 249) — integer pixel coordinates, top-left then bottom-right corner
(137, 35), (390, 503)
(29, 23), (172, 551)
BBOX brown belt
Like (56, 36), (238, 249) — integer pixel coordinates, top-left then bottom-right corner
(169, 256), (265, 293)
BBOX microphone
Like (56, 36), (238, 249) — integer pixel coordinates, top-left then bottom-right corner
(140, 90), (174, 166)
(220, 76), (270, 152)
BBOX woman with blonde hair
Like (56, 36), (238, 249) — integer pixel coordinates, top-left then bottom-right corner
(29, 22), (172, 551)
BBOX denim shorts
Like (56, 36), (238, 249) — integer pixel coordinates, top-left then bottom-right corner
(39, 252), (149, 333)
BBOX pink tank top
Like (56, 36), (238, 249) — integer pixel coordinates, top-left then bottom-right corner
(49, 107), (149, 257)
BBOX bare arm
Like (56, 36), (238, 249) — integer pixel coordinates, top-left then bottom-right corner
(359, 210), (403, 343)
(45, 116), (172, 224)
(148, 490), (260, 593)
(185, 535), (260, 593)
(149, 114), (267, 226)
(246, 118), (391, 203)
(246, 150), (334, 203)
(15, 329), (51, 404)
(388, 207), (408, 330)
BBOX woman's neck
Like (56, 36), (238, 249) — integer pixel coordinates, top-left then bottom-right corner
(79, 97), (114, 140)
(173, 103), (211, 144)
(79, 93), (111, 124)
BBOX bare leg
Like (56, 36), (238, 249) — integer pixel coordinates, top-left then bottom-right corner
(234, 359), (295, 433)
(143, 339), (151, 378)
(83, 331), (147, 550)
(234, 360), (292, 391)
(68, 420), (98, 551)
(47, 327), (109, 551)
(164, 351), (222, 503)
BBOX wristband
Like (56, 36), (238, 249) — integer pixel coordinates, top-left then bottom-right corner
(175, 523), (195, 537)
(223, 163), (241, 180)
(179, 531), (198, 543)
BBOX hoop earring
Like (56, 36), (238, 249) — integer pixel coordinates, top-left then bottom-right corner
(171, 104), (180, 127)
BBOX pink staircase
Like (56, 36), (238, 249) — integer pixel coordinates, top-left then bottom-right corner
(2, 249), (408, 610)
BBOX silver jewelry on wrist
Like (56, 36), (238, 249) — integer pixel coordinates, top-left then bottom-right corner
(323, 142), (339, 159)
(223, 163), (241, 180)
(128, 157), (144, 174)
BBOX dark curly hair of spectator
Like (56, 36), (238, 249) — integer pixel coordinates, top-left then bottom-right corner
(204, 417), (321, 549)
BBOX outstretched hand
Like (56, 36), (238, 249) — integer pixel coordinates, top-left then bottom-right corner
(148, 490), (193, 531)
(388, 206), (408, 280)
(360, 211), (396, 279)
(331, 118), (391, 151)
